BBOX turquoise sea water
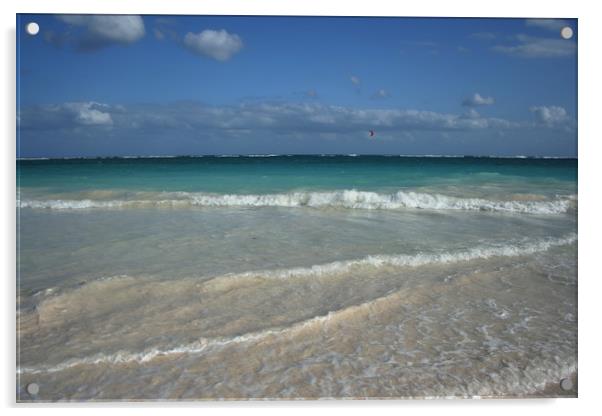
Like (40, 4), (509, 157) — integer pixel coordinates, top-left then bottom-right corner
(16, 156), (578, 400)
(18, 155), (577, 195)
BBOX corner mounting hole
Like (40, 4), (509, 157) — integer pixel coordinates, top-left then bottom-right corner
(560, 26), (573, 40)
(26, 22), (39, 36)
(26, 382), (39, 396)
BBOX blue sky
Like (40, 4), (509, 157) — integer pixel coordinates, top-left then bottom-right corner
(17, 14), (577, 157)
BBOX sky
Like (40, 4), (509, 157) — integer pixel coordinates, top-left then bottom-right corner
(17, 14), (577, 157)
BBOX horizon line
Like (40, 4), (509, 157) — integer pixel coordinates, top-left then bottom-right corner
(17, 154), (578, 161)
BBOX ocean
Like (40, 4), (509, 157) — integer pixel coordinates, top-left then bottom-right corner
(16, 155), (578, 400)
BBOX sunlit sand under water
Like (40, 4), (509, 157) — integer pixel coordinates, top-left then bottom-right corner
(17, 213), (577, 400)
(16, 156), (577, 400)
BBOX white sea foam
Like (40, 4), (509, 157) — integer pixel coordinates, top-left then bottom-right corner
(17, 310), (337, 375)
(247, 154), (279, 157)
(206, 233), (577, 283)
(18, 189), (575, 214)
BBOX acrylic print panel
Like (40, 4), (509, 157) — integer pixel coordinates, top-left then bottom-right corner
(16, 14), (577, 401)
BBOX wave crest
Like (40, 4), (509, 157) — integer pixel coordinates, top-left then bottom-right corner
(18, 189), (574, 214)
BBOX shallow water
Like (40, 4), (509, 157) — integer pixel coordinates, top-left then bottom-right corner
(16, 156), (577, 400)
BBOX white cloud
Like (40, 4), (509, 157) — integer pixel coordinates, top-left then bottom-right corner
(111, 102), (521, 133)
(63, 102), (113, 126)
(530, 105), (568, 125)
(57, 15), (145, 50)
(183, 29), (243, 61)
(525, 19), (572, 32)
(462, 93), (495, 107)
(20, 102), (113, 130)
(19, 101), (577, 156)
(350, 75), (361, 86)
(493, 34), (576, 58)
(31, 101), (576, 137)
(463, 108), (480, 119)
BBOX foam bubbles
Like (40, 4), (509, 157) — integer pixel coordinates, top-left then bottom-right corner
(18, 189), (575, 214)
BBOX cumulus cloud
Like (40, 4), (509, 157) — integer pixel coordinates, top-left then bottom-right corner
(55, 15), (145, 51)
(525, 19), (572, 32)
(21, 101), (524, 136)
(462, 93), (495, 107)
(530, 105), (569, 125)
(66, 102), (113, 126)
(493, 34), (576, 58)
(350, 75), (361, 86)
(19, 102), (113, 130)
(183, 29), (243, 61)
(19, 101), (577, 158)
(462, 108), (481, 119)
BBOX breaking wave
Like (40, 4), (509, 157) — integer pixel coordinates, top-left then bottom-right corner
(17, 310), (338, 375)
(202, 233), (577, 285)
(18, 189), (575, 214)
